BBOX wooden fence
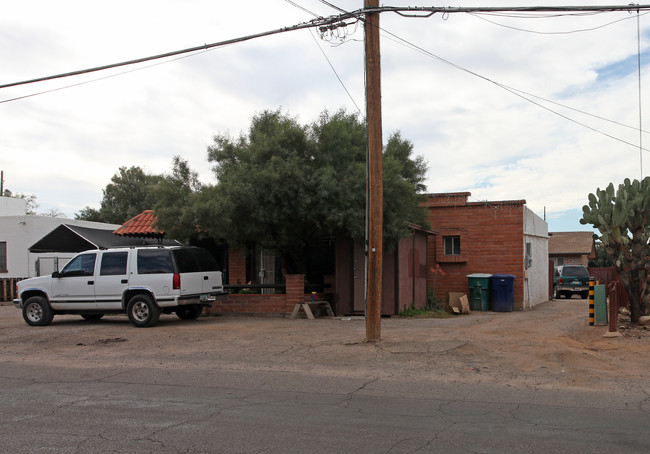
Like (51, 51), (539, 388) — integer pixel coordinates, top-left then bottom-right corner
(587, 267), (629, 308)
(1, 278), (24, 302)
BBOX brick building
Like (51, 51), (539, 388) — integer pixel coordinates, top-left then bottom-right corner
(548, 231), (596, 267)
(423, 192), (549, 310)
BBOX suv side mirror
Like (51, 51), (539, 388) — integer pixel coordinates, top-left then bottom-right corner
(52, 271), (60, 278)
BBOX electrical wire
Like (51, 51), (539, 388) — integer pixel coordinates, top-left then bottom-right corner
(283, 0), (321, 18)
(637, 9), (644, 177)
(2, 2), (648, 151)
(0, 15), (343, 90)
(374, 21), (650, 153)
(316, 0), (349, 14)
(469, 10), (650, 35)
(308, 28), (362, 113)
(0, 47), (215, 104)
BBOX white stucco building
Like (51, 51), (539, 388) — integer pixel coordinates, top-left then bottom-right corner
(0, 197), (119, 278)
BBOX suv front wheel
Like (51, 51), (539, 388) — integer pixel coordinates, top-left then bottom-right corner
(127, 294), (160, 327)
(22, 295), (54, 326)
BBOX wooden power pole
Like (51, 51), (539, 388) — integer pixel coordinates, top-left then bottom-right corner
(364, 0), (383, 342)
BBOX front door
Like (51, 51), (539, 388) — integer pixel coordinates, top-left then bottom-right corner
(50, 252), (98, 311)
(259, 249), (278, 295)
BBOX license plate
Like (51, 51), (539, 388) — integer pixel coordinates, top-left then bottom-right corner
(571, 280), (580, 285)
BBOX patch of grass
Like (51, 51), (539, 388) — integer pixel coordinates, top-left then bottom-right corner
(398, 302), (452, 318)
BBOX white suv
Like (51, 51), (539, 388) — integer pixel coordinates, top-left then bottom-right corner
(14, 246), (224, 327)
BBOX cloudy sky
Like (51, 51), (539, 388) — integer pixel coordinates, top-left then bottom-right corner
(1, 1), (649, 233)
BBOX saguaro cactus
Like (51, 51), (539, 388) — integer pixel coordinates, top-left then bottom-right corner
(580, 177), (650, 323)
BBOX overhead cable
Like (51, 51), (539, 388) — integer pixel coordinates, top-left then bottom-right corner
(4, 4), (650, 90)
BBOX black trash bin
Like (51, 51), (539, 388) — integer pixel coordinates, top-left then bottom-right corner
(491, 274), (515, 312)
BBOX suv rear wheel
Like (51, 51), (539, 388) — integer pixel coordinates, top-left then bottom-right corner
(127, 294), (160, 327)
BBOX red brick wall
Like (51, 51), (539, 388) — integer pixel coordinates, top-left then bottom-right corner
(205, 274), (306, 317)
(228, 247), (247, 284)
(425, 197), (526, 309)
(206, 293), (292, 316)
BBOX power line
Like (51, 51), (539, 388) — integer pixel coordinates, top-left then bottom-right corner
(469, 10), (650, 35)
(375, 14), (650, 152)
(2, 2), (648, 152)
(4, 5), (650, 91)
(0, 16), (344, 90)
(308, 28), (362, 113)
(283, 0), (321, 18)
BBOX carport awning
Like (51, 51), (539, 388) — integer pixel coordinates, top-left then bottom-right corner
(29, 224), (178, 253)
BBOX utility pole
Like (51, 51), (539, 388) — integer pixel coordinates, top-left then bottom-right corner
(365, 0), (383, 342)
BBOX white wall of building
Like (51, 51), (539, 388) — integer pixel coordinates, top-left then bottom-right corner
(0, 196), (27, 215)
(1, 198), (120, 278)
(523, 207), (549, 307)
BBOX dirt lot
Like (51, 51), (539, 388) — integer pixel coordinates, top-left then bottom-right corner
(1, 298), (649, 392)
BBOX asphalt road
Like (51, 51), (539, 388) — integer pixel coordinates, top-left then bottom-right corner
(1, 302), (649, 453)
(1, 362), (648, 453)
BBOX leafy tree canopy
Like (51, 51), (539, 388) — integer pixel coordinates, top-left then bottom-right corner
(76, 166), (162, 224)
(588, 241), (615, 268)
(150, 156), (203, 243)
(183, 108), (429, 273)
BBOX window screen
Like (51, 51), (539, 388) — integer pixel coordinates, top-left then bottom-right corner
(443, 236), (461, 256)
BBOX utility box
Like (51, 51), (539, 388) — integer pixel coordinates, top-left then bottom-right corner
(467, 274), (492, 311)
(594, 284), (608, 325)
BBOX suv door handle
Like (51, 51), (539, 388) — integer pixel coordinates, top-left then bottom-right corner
(121, 279), (128, 284)
(87, 280), (94, 285)
(204, 276), (209, 280)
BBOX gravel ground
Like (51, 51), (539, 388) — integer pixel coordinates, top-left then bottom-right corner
(1, 298), (648, 393)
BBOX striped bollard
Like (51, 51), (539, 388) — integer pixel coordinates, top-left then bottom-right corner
(589, 279), (595, 326)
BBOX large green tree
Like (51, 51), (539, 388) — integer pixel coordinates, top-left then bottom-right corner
(580, 177), (650, 323)
(76, 166), (162, 224)
(184, 108), (428, 274)
(150, 156), (203, 243)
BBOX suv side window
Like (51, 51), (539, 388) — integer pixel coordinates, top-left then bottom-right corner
(60, 253), (97, 277)
(100, 252), (128, 276)
(137, 249), (174, 274)
(172, 248), (219, 273)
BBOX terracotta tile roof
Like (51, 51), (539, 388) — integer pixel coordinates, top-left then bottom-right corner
(113, 210), (164, 238)
(548, 231), (595, 255)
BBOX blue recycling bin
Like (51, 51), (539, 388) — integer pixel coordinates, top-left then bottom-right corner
(491, 274), (515, 312)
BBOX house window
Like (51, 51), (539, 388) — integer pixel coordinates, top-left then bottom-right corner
(0, 242), (6, 272)
(443, 236), (461, 256)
